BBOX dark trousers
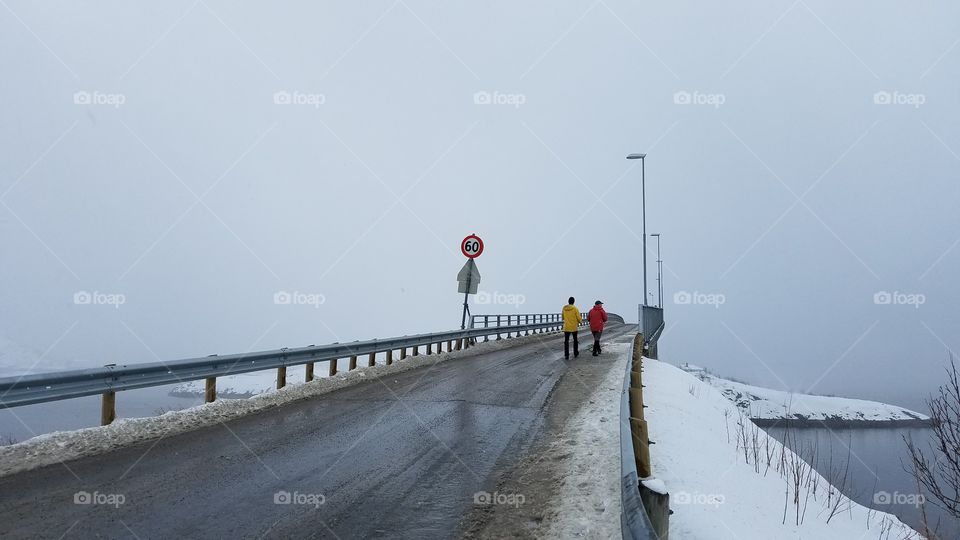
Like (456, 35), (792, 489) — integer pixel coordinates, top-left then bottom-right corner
(564, 331), (579, 358)
(592, 330), (603, 355)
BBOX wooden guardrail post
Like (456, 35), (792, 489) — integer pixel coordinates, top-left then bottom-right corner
(412, 345), (419, 356)
(386, 349), (393, 365)
(631, 418), (652, 478)
(277, 366), (286, 389)
(329, 358), (338, 376)
(101, 391), (116, 426)
(305, 363), (314, 382)
(426, 343), (433, 355)
(349, 355), (358, 370)
(400, 348), (407, 360)
(205, 377), (216, 403)
(368, 352), (376, 367)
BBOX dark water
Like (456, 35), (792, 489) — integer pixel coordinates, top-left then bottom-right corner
(766, 426), (960, 539)
(0, 384), (205, 444)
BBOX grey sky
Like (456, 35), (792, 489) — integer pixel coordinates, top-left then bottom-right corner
(1, 1), (957, 413)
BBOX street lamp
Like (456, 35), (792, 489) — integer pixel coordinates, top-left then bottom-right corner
(651, 233), (662, 308)
(626, 153), (647, 306)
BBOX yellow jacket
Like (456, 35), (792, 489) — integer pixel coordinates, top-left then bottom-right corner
(562, 304), (581, 332)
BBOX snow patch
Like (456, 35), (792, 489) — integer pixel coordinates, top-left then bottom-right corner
(648, 359), (919, 539)
(540, 342), (629, 539)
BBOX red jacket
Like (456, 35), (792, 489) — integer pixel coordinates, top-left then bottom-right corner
(588, 306), (608, 332)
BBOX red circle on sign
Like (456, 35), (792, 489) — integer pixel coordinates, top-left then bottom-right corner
(461, 235), (484, 258)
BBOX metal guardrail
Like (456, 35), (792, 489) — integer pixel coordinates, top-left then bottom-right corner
(0, 315), (588, 421)
(469, 313), (561, 328)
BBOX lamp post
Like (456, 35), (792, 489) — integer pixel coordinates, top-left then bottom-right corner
(651, 233), (662, 307)
(626, 153), (647, 306)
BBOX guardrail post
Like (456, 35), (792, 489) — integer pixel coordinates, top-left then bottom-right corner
(329, 358), (338, 376)
(386, 349), (393, 365)
(349, 355), (358, 370)
(427, 343), (433, 355)
(412, 345), (419, 356)
(277, 366), (287, 389)
(496, 316), (502, 340)
(448, 340), (453, 352)
(400, 347), (407, 360)
(205, 377), (216, 403)
(101, 391), (116, 426)
(631, 417), (652, 478)
(305, 363), (314, 382)
(368, 352), (376, 366)
(455, 338), (462, 351)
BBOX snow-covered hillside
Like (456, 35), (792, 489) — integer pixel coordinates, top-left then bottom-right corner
(647, 359), (919, 539)
(680, 363), (929, 425)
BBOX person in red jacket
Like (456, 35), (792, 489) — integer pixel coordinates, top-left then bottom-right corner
(587, 300), (608, 356)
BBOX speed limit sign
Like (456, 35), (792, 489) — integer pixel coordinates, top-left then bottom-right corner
(460, 234), (483, 259)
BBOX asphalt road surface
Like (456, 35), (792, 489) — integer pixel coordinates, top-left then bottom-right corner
(0, 323), (633, 539)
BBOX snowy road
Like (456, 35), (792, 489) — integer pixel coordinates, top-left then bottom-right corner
(0, 323), (634, 539)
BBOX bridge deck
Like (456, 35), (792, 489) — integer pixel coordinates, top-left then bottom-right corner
(0, 323), (635, 539)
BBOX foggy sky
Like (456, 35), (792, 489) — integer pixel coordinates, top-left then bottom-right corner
(1, 1), (958, 413)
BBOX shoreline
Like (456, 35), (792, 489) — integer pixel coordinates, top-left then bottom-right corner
(751, 417), (932, 429)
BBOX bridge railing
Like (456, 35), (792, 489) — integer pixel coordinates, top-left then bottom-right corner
(621, 332), (669, 538)
(0, 314), (588, 426)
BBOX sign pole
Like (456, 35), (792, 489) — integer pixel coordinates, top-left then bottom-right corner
(461, 287), (470, 330)
(457, 234), (484, 330)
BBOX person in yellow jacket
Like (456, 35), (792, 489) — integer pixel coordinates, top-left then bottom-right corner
(562, 296), (581, 359)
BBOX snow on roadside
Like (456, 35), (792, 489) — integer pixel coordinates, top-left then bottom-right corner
(646, 359), (919, 539)
(539, 342), (629, 539)
(680, 363), (929, 422)
(0, 333), (551, 478)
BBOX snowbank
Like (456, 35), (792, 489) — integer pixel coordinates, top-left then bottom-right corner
(0, 333), (549, 478)
(647, 359), (919, 539)
(681, 363), (929, 425)
(540, 342), (629, 539)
